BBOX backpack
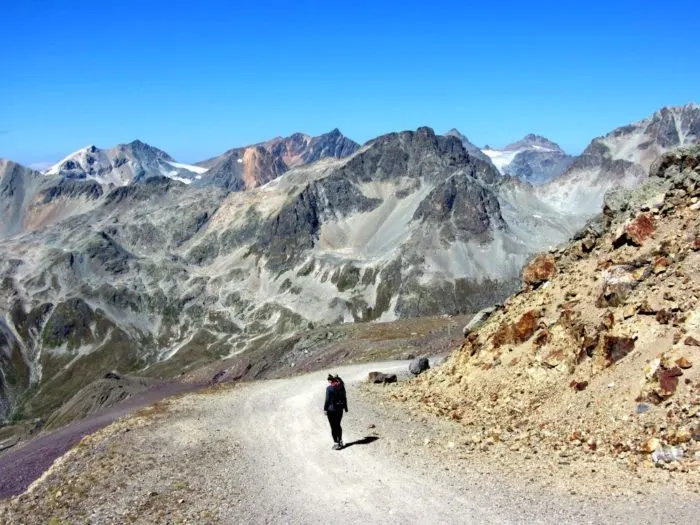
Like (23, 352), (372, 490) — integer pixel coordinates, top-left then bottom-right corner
(331, 378), (346, 410)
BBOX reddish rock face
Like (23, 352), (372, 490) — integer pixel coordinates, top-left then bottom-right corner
(514, 311), (541, 342)
(492, 310), (541, 347)
(600, 335), (635, 366)
(658, 367), (683, 397)
(533, 329), (550, 348)
(613, 213), (656, 248)
(522, 254), (556, 288)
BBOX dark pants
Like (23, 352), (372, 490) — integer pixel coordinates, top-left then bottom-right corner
(327, 411), (343, 443)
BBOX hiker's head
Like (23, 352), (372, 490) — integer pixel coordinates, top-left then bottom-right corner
(327, 374), (335, 383)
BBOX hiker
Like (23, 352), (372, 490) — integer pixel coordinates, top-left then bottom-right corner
(324, 373), (348, 450)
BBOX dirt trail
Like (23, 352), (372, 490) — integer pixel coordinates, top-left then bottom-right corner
(2, 362), (698, 523)
(225, 362), (489, 524)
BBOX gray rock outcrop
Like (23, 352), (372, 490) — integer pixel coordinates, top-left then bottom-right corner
(409, 357), (430, 376)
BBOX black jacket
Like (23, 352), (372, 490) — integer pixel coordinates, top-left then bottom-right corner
(324, 382), (348, 412)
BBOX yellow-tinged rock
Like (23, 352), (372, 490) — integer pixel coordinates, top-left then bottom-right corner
(639, 437), (661, 453)
(676, 356), (693, 369)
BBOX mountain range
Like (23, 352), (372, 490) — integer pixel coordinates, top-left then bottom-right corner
(0, 103), (698, 425)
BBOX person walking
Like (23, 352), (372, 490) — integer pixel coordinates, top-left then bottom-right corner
(324, 374), (348, 450)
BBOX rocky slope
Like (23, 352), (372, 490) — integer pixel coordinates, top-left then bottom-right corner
(44, 141), (207, 186)
(0, 160), (106, 238)
(483, 134), (574, 185)
(541, 103), (700, 222)
(0, 128), (575, 425)
(394, 144), (700, 474)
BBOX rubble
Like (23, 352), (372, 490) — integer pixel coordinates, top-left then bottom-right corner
(390, 145), (700, 476)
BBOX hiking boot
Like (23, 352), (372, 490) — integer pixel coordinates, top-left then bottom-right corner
(332, 443), (342, 450)
(338, 440), (344, 449)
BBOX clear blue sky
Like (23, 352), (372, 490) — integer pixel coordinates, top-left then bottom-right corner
(2, 0), (698, 166)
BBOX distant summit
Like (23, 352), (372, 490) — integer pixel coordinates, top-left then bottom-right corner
(541, 103), (700, 218)
(444, 129), (493, 164)
(504, 134), (565, 153)
(196, 129), (360, 191)
(482, 134), (573, 185)
(44, 141), (206, 186)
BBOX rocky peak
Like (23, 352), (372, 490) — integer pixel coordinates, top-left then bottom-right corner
(445, 128), (468, 141)
(444, 129), (493, 165)
(1, 159), (34, 178)
(200, 129), (359, 191)
(304, 128), (359, 163)
(504, 134), (564, 152)
(115, 141), (173, 165)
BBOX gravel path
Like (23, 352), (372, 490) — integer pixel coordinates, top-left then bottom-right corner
(2, 361), (698, 523)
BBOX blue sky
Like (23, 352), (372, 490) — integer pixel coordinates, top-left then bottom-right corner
(2, 0), (699, 166)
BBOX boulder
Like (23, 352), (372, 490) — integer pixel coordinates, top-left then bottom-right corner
(684, 336), (700, 347)
(599, 335), (635, 366)
(638, 299), (661, 315)
(368, 371), (398, 384)
(595, 264), (648, 308)
(613, 213), (656, 248)
(676, 356), (693, 369)
(409, 357), (430, 376)
(656, 309), (672, 324)
(103, 371), (121, 380)
(622, 304), (637, 319)
(581, 238), (596, 253)
(658, 367), (683, 397)
(492, 310), (541, 347)
(462, 306), (498, 337)
(522, 254), (556, 288)
(569, 380), (588, 391)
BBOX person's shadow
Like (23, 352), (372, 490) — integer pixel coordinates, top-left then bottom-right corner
(342, 436), (379, 449)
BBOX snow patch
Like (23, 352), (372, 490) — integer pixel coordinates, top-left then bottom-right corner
(44, 145), (96, 175)
(481, 149), (520, 173)
(165, 161), (209, 174)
